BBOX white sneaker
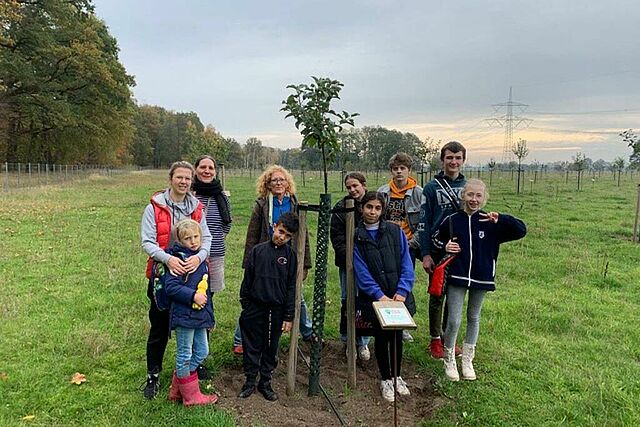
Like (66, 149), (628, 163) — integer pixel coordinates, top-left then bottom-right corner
(402, 330), (414, 342)
(380, 379), (395, 402)
(357, 345), (370, 361)
(395, 377), (410, 396)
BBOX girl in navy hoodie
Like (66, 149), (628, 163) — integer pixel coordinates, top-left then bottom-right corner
(354, 192), (416, 403)
(164, 219), (218, 406)
(432, 179), (526, 382)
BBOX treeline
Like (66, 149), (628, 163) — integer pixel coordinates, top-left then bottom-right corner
(0, 0), (439, 169)
(130, 110), (436, 171)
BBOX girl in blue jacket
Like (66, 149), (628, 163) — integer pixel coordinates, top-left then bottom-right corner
(432, 179), (526, 381)
(164, 219), (218, 406)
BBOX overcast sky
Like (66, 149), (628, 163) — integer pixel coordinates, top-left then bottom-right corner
(94, 0), (640, 163)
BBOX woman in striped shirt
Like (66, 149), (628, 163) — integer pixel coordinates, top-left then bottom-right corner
(192, 155), (232, 294)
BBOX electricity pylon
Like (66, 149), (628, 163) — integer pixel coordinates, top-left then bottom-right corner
(486, 87), (532, 163)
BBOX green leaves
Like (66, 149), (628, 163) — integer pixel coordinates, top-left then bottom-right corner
(281, 76), (358, 192)
(0, 0), (134, 164)
(619, 129), (640, 169)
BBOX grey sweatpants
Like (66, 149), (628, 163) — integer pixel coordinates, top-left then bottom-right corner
(443, 285), (487, 348)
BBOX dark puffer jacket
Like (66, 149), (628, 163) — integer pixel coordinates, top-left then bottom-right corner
(164, 244), (214, 330)
(354, 221), (416, 316)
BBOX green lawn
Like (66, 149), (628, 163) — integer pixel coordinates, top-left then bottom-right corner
(0, 169), (638, 426)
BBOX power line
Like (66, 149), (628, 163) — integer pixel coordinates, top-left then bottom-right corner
(530, 108), (640, 116)
(513, 70), (640, 89)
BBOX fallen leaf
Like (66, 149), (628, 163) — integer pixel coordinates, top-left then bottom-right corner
(22, 415), (35, 421)
(0, 372), (7, 381)
(70, 372), (86, 385)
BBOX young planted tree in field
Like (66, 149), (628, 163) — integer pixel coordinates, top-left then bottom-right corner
(572, 152), (588, 191)
(282, 77), (358, 395)
(593, 159), (608, 178)
(488, 158), (496, 186)
(613, 157), (625, 187)
(512, 138), (529, 194)
(415, 136), (441, 183)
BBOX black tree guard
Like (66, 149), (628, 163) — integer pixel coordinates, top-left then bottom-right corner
(308, 193), (331, 395)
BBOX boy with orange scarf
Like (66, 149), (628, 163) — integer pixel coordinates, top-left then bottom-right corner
(377, 152), (424, 341)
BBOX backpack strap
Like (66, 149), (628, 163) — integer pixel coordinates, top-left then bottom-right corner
(435, 177), (461, 211)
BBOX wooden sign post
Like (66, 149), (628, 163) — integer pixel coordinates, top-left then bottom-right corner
(345, 199), (356, 387)
(634, 185), (640, 243)
(287, 201), (308, 395)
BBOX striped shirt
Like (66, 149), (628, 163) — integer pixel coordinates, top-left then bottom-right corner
(195, 194), (231, 257)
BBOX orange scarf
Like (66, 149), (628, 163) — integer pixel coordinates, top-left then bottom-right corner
(388, 176), (417, 239)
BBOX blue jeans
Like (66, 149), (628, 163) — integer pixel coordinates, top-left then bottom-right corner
(339, 268), (371, 347)
(175, 327), (209, 378)
(234, 298), (313, 345)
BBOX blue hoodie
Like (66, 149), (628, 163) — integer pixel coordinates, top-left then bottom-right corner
(164, 244), (214, 330)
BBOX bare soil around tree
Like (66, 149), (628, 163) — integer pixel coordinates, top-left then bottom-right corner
(212, 340), (447, 426)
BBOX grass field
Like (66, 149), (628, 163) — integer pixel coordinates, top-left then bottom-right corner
(1, 168), (639, 426)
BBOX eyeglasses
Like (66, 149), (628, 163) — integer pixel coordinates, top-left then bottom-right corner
(270, 178), (286, 184)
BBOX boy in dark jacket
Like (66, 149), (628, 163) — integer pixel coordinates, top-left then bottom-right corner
(238, 212), (300, 401)
(164, 219), (217, 406)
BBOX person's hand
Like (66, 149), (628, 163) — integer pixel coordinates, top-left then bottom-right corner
(480, 212), (499, 223)
(378, 295), (393, 302)
(445, 238), (461, 254)
(193, 293), (207, 309)
(282, 321), (293, 333)
(422, 255), (435, 273)
(184, 255), (201, 273)
(303, 268), (309, 281)
(393, 293), (406, 302)
(167, 256), (187, 275)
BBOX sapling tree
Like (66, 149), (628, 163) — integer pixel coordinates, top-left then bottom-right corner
(531, 160), (540, 184)
(488, 158), (496, 187)
(512, 139), (529, 194)
(572, 152), (587, 191)
(613, 157), (625, 187)
(282, 76), (358, 395)
(415, 136), (441, 182)
(282, 77), (358, 193)
(508, 161), (518, 180)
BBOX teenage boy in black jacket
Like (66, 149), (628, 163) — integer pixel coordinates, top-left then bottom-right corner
(238, 212), (299, 401)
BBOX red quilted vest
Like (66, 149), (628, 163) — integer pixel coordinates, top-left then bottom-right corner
(145, 191), (204, 278)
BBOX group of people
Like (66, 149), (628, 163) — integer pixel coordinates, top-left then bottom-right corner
(139, 141), (526, 406)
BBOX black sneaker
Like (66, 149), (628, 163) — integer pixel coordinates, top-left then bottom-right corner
(196, 365), (211, 381)
(142, 374), (160, 400)
(258, 383), (278, 401)
(238, 381), (255, 398)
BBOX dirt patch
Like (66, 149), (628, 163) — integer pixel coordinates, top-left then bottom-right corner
(211, 340), (447, 426)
